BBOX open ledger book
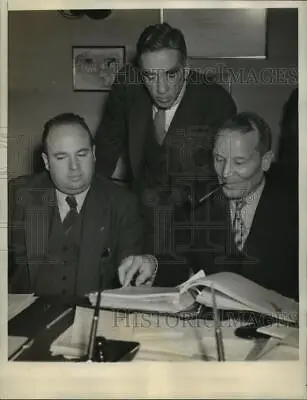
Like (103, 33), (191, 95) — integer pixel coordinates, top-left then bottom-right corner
(88, 271), (299, 324)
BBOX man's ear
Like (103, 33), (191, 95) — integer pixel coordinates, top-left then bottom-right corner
(261, 150), (274, 172)
(184, 66), (190, 80)
(183, 60), (190, 80)
(41, 152), (49, 171)
(92, 144), (96, 161)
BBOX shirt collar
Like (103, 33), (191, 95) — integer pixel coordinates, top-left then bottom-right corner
(56, 186), (90, 213)
(243, 178), (266, 206)
(230, 178), (266, 208)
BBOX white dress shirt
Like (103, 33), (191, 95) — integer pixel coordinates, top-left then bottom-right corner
(229, 179), (266, 247)
(56, 187), (90, 222)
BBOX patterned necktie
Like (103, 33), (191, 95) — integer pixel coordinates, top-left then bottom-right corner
(63, 195), (78, 235)
(154, 108), (166, 145)
(232, 199), (246, 251)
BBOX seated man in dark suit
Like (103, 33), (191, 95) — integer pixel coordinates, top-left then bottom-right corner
(154, 112), (298, 300)
(8, 113), (157, 297)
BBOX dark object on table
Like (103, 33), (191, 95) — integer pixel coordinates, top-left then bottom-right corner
(234, 323), (272, 340)
(92, 336), (140, 362)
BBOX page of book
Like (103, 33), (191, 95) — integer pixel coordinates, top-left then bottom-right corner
(89, 289), (196, 314)
(193, 272), (298, 323)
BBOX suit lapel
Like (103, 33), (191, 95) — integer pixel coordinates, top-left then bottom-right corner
(129, 84), (152, 178)
(243, 184), (270, 256)
(76, 177), (110, 293)
(167, 76), (199, 135)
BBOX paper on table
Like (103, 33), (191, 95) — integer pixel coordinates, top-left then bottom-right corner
(51, 306), (253, 361)
(8, 293), (37, 321)
(51, 326), (85, 359)
(195, 272), (299, 323)
(257, 324), (299, 347)
(8, 336), (29, 358)
(259, 343), (298, 361)
(50, 326), (210, 361)
(50, 323), (252, 361)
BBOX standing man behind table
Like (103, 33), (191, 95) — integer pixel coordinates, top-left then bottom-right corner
(8, 113), (157, 297)
(177, 112), (298, 300)
(95, 22), (237, 284)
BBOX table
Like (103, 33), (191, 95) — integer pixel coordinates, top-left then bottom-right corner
(8, 296), (298, 362)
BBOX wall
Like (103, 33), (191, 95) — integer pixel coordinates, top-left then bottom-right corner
(8, 8), (297, 179)
(8, 9), (160, 178)
(188, 8), (298, 152)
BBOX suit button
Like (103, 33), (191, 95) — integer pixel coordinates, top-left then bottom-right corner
(62, 275), (67, 281)
(62, 289), (66, 294)
(63, 246), (68, 252)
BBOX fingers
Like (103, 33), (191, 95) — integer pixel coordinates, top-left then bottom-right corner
(123, 257), (142, 287)
(135, 256), (157, 286)
(135, 264), (151, 286)
(119, 256), (142, 287)
(118, 255), (134, 285)
(118, 255), (157, 287)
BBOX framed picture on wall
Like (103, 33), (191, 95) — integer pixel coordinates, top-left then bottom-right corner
(72, 46), (126, 91)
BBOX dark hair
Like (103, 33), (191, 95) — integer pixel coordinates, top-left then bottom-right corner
(42, 113), (94, 153)
(136, 23), (187, 63)
(218, 112), (272, 156)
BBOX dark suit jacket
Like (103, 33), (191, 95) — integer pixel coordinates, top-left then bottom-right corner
(8, 172), (143, 295)
(155, 177), (298, 300)
(95, 64), (237, 183)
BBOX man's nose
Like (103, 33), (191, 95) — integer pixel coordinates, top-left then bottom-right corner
(156, 74), (168, 94)
(221, 160), (233, 178)
(69, 156), (79, 171)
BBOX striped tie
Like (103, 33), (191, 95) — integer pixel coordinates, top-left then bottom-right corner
(63, 195), (78, 235)
(232, 199), (246, 251)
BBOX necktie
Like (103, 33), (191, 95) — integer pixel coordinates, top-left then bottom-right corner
(232, 199), (246, 251)
(63, 195), (78, 235)
(154, 108), (166, 145)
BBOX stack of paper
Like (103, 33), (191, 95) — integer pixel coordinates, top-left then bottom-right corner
(50, 306), (299, 362)
(88, 271), (299, 324)
(50, 306), (252, 361)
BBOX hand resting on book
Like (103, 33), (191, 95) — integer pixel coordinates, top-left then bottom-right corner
(89, 270), (299, 323)
(118, 254), (158, 287)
